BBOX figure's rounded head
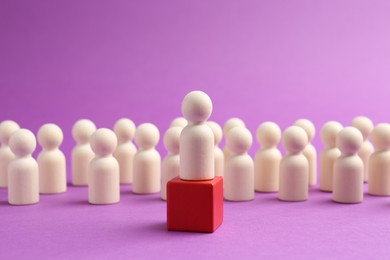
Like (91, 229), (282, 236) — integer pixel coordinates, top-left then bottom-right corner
(226, 127), (252, 155)
(320, 121), (343, 147)
(207, 121), (223, 146)
(37, 123), (63, 150)
(135, 123), (160, 150)
(181, 91), (213, 123)
(163, 127), (182, 154)
(223, 118), (245, 135)
(170, 117), (188, 128)
(72, 119), (96, 145)
(90, 128), (117, 156)
(294, 119), (315, 142)
(9, 129), (36, 157)
(371, 123), (390, 151)
(256, 121), (281, 148)
(350, 116), (373, 140)
(282, 126), (308, 154)
(113, 118), (136, 144)
(0, 120), (20, 145)
(336, 127), (363, 155)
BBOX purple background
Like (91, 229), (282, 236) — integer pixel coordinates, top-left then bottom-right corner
(1, 0), (390, 259)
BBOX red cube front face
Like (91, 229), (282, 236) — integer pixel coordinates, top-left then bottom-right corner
(167, 176), (223, 233)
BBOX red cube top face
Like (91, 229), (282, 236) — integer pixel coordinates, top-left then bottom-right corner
(167, 176), (223, 233)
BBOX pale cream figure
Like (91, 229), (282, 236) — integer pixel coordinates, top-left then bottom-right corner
(170, 117), (188, 128)
(161, 127), (181, 200)
(279, 126), (309, 202)
(71, 119), (96, 186)
(133, 123), (161, 194)
(294, 119), (317, 186)
(224, 127), (254, 201)
(8, 129), (39, 205)
(207, 121), (224, 177)
(180, 91), (214, 180)
(223, 118), (246, 161)
(368, 123), (390, 196)
(333, 127), (364, 204)
(0, 120), (20, 188)
(319, 121), (343, 192)
(37, 123), (67, 194)
(254, 122), (282, 192)
(350, 116), (374, 182)
(113, 118), (137, 184)
(88, 128), (120, 204)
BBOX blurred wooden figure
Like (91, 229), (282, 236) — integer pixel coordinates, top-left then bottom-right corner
(113, 118), (137, 184)
(368, 123), (390, 196)
(333, 127), (364, 204)
(254, 122), (282, 192)
(351, 116), (374, 182)
(72, 119), (96, 186)
(279, 126), (309, 202)
(0, 120), (20, 188)
(161, 127), (181, 200)
(319, 121), (343, 192)
(88, 128), (120, 204)
(207, 121), (224, 177)
(37, 124), (66, 194)
(170, 117), (187, 128)
(222, 118), (246, 161)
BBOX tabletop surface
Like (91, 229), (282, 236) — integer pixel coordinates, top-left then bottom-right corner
(1, 183), (389, 260)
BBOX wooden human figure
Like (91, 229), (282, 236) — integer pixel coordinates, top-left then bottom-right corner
(333, 127), (364, 204)
(113, 118), (137, 184)
(222, 118), (246, 161)
(279, 126), (309, 202)
(294, 119), (317, 186)
(350, 116), (374, 182)
(170, 117), (188, 128)
(254, 122), (282, 192)
(8, 129), (39, 205)
(37, 123), (67, 194)
(207, 121), (224, 177)
(368, 123), (390, 196)
(224, 127), (254, 201)
(161, 127), (181, 200)
(0, 120), (20, 188)
(72, 119), (96, 186)
(319, 121), (343, 192)
(180, 91), (214, 180)
(133, 123), (161, 194)
(88, 128), (120, 204)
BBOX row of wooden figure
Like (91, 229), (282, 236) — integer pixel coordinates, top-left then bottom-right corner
(0, 103), (386, 205)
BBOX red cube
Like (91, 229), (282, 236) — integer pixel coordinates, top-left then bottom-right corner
(167, 176), (223, 233)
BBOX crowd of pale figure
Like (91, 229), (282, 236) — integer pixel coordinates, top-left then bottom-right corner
(0, 90), (389, 206)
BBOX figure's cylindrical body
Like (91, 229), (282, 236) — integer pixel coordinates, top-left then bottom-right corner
(114, 142), (137, 184)
(215, 147), (224, 177)
(279, 154), (308, 201)
(333, 155), (364, 203)
(224, 154), (254, 201)
(303, 144), (317, 186)
(133, 149), (161, 193)
(88, 156), (120, 204)
(180, 123), (214, 180)
(358, 141), (374, 183)
(0, 146), (14, 187)
(72, 144), (94, 186)
(161, 154), (180, 200)
(38, 150), (67, 194)
(254, 148), (281, 192)
(368, 151), (390, 196)
(319, 148), (340, 192)
(8, 157), (39, 205)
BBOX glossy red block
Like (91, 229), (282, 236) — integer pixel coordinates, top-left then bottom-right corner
(167, 176), (223, 233)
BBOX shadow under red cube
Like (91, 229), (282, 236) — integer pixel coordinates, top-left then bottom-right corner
(167, 176), (223, 233)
